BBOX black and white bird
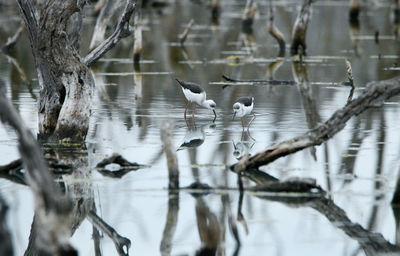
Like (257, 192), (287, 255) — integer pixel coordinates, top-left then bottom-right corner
(232, 96), (255, 129)
(176, 79), (217, 121)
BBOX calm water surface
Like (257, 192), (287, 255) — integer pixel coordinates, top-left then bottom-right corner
(0, 1), (400, 255)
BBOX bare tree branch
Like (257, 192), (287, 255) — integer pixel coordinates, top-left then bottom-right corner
(231, 75), (400, 170)
(84, 0), (136, 67)
(0, 80), (74, 254)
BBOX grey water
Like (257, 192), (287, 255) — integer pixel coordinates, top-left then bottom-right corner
(1, 0), (400, 255)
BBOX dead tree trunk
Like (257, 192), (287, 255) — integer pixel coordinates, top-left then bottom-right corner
(0, 79), (74, 254)
(16, 0), (135, 142)
(290, 0), (313, 55)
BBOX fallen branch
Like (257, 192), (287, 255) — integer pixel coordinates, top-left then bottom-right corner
(84, 0), (136, 67)
(222, 74), (297, 86)
(231, 75), (400, 170)
(96, 153), (145, 178)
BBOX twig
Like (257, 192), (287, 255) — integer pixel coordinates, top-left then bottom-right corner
(242, 0), (257, 30)
(84, 0), (136, 67)
(231, 75), (400, 170)
(161, 122), (179, 190)
(179, 19), (194, 46)
(345, 59), (354, 87)
(87, 210), (131, 256)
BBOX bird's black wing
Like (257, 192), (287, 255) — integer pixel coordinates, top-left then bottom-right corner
(237, 96), (253, 107)
(176, 79), (204, 94)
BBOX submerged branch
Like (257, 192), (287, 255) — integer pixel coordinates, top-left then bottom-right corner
(84, 0), (136, 67)
(231, 75), (400, 170)
(222, 74), (297, 86)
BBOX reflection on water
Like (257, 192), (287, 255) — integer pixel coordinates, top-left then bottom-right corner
(1, 0), (400, 255)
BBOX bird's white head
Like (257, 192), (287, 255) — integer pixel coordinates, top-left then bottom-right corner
(203, 99), (216, 110)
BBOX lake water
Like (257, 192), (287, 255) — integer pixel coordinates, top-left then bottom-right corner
(1, 0), (400, 255)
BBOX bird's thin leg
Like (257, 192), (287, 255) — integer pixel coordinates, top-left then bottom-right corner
(192, 104), (196, 118)
(247, 113), (256, 141)
(247, 113), (256, 132)
(184, 101), (190, 120)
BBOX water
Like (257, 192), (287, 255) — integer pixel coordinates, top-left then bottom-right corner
(0, 0), (400, 255)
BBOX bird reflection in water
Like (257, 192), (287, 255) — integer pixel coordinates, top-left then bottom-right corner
(232, 139), (254, 160)
(177, 122), (216, 151)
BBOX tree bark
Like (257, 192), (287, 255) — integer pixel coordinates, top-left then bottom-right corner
(16, 0), (136, 142)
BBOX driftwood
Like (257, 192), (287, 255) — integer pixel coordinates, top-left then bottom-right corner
(211, 0), (220, 21)
(96, 153), (144, 178)
(290, 0), (313, 55)
(161, 122), (179, 189)
(133, 5), (143, 64)
(231, 75), (400, 170)
(0, 78), (74, 254)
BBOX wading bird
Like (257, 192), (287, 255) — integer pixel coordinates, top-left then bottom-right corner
(176, 79), (217, 121)
(232, 96), (255, 131)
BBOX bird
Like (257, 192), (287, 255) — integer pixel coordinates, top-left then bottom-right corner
(176, 79), (217, 121)
(232, 96), (255, 130)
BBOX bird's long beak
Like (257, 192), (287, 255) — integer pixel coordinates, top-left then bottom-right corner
(212, 109), (217, 122)
(232, 112), (236, 121)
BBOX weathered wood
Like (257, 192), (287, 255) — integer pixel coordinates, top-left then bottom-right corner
(242, 0), (257, 32)
(222, 74), (297, 86)
(161, 122), (179, 190)
(84, 0), (136, 67)
(267, 1), (285, 56)
(231, 75), (400, 170)
(290, 0), (313, 55)
(89, 0), (115, 51)
(0, 79), (74, 254)
(133, 2), (143, 64)
(16, 0), (135, 142)
(349, 0), (361, 23)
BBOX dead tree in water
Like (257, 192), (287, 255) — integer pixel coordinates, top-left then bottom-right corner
(267, 2), (286, 56)
(231, 75), (400, 170)
(16, 0), (136, 142)
(0, 80), (74, 254)
(290, 0), (313, 55)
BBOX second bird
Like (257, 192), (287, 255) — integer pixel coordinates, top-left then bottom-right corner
(176, 79), (217, 121)
(232, 96), (255, 130)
